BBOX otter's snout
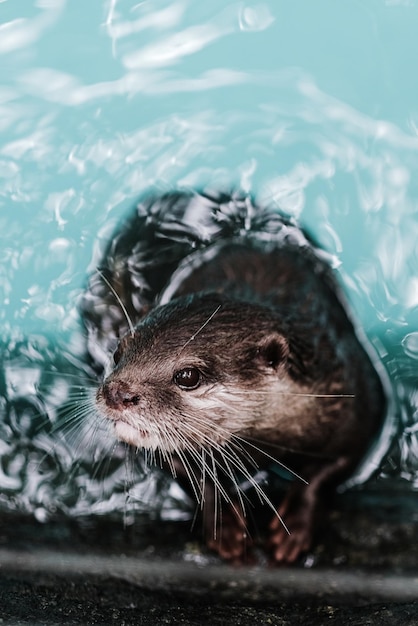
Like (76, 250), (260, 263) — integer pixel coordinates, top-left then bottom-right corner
(101, 380), (140, 410)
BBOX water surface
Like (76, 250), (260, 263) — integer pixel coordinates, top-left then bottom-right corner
(1, 0), (418, 521)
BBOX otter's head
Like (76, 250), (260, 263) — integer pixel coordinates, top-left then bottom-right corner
(95, 293), (308, 453)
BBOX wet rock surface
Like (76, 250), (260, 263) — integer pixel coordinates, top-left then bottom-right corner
(1, 484), (418, 625)
(1, 574), (418, 626)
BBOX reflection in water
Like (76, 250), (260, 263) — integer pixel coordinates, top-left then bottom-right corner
(1, 0), (418, 520)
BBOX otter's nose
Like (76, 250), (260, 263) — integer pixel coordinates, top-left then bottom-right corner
(102, 380), (140, 409)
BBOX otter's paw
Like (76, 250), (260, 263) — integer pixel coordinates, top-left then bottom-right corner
(206, 508), (254, 565)
(269, 500), (314, 564)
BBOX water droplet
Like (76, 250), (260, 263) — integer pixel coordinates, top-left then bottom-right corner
(402, 332), (418, 359)
(238, 3), (275, 32)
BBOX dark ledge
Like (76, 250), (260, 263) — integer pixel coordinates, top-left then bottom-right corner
(1, 483), (418, 625)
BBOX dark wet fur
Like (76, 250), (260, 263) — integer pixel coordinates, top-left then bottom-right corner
(81, 190), (386, 564)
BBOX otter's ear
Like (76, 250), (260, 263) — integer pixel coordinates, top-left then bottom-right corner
(256, 333), (289, 370)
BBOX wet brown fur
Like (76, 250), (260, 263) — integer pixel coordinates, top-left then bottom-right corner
(85, 192), (386, 564)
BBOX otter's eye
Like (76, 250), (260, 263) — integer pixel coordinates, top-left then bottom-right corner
(174, 367), (201, 390)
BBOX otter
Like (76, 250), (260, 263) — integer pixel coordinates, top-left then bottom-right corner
(82, 190), (388, 564)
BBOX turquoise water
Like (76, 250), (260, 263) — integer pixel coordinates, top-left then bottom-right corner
(1, 0), (418, 520)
